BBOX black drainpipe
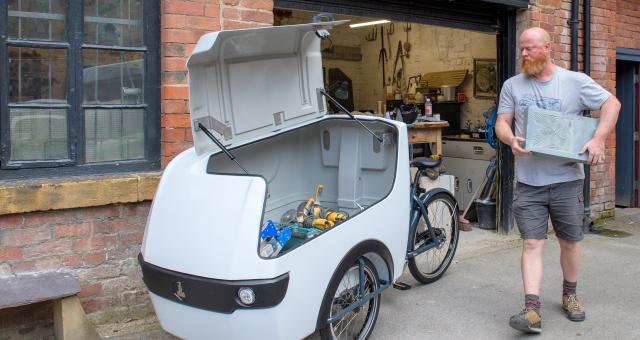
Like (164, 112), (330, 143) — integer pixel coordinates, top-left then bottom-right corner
(572, 0), (597, 232)
(583, 0), (597, 232)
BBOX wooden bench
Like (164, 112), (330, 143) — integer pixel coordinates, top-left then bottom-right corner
(0, 272), (101, 340)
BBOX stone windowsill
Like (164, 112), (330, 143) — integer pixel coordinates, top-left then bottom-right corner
(0, 172), (161, 216)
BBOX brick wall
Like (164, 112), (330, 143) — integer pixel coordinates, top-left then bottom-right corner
(617, 0), (640, 50)
(161, 0), (274, 168)
(522, 0), (618, 219)
(0, 203), (151, 337)
(0, 1), (276, 337)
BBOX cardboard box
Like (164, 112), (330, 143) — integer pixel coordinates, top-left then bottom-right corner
(523, 106), (599, 163)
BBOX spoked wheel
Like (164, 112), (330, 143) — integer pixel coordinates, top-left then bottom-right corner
(408, 192), (459, 283)
(319, 258), (381, 340)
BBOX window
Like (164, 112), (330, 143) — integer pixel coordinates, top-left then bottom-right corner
(0, 0), (159, 178)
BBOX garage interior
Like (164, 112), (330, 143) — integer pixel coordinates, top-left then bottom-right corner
(274, 7), (502, 230)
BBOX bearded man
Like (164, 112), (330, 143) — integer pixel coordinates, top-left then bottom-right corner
(495, 27), (620, 334)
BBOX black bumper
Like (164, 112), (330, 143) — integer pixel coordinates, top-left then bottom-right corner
(138, 253), (289, 313)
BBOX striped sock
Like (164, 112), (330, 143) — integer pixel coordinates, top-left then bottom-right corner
(563, 279), (577, 295)
(525, 294), (540, 312)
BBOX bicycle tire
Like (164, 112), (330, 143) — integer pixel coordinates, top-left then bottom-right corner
(408, 192), (459, 284)
(319, 257), (381, 340)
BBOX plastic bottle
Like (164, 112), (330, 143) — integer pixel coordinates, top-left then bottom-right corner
(424, 98), (433, 116)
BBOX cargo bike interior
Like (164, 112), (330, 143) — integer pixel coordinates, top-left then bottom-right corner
(201, 99), (459, 340)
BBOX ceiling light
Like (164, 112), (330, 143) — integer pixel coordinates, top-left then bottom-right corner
(349, 20), (390, 28)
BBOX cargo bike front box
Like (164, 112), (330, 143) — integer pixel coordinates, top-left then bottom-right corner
(138, 21), (449, 340)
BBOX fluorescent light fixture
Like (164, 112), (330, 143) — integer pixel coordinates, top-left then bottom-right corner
(349, 20), (390, 28)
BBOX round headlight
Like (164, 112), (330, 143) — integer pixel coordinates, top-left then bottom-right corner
(238, 287), (256, 305)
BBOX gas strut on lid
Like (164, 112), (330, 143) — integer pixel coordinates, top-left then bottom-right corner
(318, 89), (383, 143)
(196, 122), (249, 174)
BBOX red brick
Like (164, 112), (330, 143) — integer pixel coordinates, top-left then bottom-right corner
(162, 99), (188, 114)
(54, 222), (95, 238)
(161, 86), (190, 100)
(162, 57), (188, 72)
(121, 203), (151, 218)
(187, 16), (220, 31)
(162, 142), (193, 158)
(241, 0), (272, 11)
(205, 5), (221, 18)
(61, 254), (83, 267)
(224, 20), (260, 30)
(162, 113), (192, 128)
(83, 252), (107, 266)
(0, 247), (22, 261)
(162, 42), (186, 57)
(222, 8), (240, 20)
(2, 227), (51, 246)
(163, 1), (204, 15)
(161, 14), (186, 29)
(162, 128), (187, 142)
(162, 71), (188, 85)
(161, 29), (203, 44)
(241, 9), (273, 24)
(224, 0), (239, 5)
(34, 257), (62, 270)
(97, 219), (135, 234)
(120, 232), (144, 247)
(12, 260), (35, 272)
(0, 215), (24, 228)
(24, 210), (74, 227)
(78, 283), (102, 298)
(23, 239), (72, 258)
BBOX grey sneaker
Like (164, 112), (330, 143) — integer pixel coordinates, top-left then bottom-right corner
(509, 308), (542, 334)
(562, 294), (586, 321)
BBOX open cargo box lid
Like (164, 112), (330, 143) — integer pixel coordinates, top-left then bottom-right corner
(187, 21), (347, 156)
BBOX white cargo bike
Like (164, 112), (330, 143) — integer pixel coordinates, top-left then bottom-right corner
(139, 19), (459, 340)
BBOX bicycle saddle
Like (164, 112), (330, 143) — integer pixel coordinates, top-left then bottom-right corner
(410, 157), (441, 170)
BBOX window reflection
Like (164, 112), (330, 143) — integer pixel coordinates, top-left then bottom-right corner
(10, 108), (68, 161)
(84, 0), (143, 47)
(83, 50), (144, 105)
(8, 47), (67, 103)
(85, 109), (144, 162)
(8, 0), (66, 41)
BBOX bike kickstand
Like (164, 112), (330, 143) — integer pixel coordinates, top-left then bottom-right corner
(392, 281), (412, 290)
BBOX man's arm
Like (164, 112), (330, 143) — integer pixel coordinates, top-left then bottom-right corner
(495, 113), (532, 156)
(579, 95), (621, 164)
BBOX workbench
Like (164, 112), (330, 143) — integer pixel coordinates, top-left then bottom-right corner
(406, 121), (450, 155)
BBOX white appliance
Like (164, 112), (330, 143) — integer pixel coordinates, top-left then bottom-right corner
(441, 137), (495, 210)
(139, 22), (413, 339)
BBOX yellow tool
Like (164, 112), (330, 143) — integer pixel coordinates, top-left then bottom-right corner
(303, 184), (324, 216)
(325, 210), (348, 224)
(303, 216), (334, 230)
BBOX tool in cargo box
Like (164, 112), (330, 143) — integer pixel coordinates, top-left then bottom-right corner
(260, 220), (292, 258)
(325, 209), (349, 224)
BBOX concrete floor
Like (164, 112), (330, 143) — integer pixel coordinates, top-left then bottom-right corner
(104, 208), (640, 339)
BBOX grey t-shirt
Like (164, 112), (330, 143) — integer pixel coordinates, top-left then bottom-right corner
(497, 66), (611, 186)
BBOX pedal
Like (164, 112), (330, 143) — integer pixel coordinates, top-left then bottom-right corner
(392, 281), (412, 290)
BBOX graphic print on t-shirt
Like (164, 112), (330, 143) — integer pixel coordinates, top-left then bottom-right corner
(518, 94), (561, 111)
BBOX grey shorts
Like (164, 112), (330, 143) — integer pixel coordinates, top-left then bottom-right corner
(513, 180), (584, 241)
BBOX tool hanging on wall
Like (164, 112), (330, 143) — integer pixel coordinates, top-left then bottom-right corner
(378, 25), (388, 89)
(403, 22), (412, 58)
(392, 40), (407, 91)
(365, 26), (377, 42)
(386, 23), (394, 65)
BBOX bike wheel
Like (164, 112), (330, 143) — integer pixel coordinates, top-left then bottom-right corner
(408, 192), (459, 284)
(319, 258), (381, 340)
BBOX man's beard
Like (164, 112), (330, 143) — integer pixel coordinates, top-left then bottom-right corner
(521, 54), (548, 76)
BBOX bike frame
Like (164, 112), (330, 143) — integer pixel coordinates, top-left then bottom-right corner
(405, 168), (447, 259)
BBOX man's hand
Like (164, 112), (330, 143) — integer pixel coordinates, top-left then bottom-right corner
(510, 136), (532, 156)
(580, 138), (605, 165)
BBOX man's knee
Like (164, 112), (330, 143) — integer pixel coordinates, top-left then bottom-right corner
(523, 239), (545, 253)
(558, 239), (580, 252)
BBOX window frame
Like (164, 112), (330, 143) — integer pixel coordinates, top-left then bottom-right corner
(0, 0), (160, 180)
